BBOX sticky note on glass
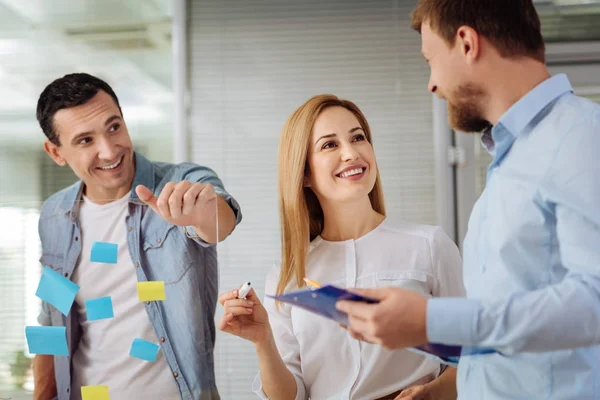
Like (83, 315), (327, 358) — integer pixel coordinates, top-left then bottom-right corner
(81, 385), (110, 400)
(85, 297), (114, 321)
(90, 242), (118, 264)
(137, 281), (166, 301)
(25, 326), (69, 356)
(36, 266), (80, 316)
(129, 338), (160, 362)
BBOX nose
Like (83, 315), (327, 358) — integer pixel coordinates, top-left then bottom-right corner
(97, 136), (119, 161)
(340, 142), (359, 162)
(427, 73), (438, 94)
(428, 81), (437, 94)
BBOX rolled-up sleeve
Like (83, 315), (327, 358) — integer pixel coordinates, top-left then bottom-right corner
(180, 163), (242, 246)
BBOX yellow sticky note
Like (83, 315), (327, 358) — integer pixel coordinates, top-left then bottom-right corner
(81, 385), (110, 400)
(137, 281), (166, 301)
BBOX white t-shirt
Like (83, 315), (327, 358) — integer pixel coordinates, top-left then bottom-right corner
(254, 218), (465, 400)
(70, 192), (180, 400)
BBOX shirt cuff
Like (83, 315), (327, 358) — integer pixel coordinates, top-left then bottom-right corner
(426, 297), (480, 345)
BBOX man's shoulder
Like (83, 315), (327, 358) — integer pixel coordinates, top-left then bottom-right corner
(39, 181), (81, 221)
(151, 159), (215, 181)
(554, 93), (600, 126)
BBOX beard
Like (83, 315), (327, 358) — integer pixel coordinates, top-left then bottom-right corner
(447, 83), (492, 133)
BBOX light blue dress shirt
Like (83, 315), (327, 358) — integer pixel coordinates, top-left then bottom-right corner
(427, 74), (600, 399)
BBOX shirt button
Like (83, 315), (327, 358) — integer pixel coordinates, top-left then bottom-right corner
(173, 372), (179, 378)
(135, 263), (139, 268)
(146, 301), (150, 305)
(128, 227), (133, 232)
(160, 337), (165, 342)
(75, 236), (79, 241)
(157, 238), (162, 244)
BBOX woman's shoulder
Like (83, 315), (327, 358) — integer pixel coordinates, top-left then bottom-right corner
(376, 217), (445, 241)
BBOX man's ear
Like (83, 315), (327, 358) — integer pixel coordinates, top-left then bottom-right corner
(44, 140), (67, 166)
(456, 25), (480, 64)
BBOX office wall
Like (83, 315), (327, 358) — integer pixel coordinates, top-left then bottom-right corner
(188, 0), (436, 397)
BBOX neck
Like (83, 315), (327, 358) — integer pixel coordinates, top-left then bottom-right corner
(483, 58), (550, 125)
(319, 196), (384, 241)
(84, 184), (132, 205)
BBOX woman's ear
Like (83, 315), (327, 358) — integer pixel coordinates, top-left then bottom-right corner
(303, 175), (311, 188)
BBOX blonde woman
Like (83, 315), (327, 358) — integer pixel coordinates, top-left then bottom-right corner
(218, 95), (464, 400)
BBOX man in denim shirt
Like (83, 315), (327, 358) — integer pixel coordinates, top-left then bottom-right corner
(32, 73), (242, 400)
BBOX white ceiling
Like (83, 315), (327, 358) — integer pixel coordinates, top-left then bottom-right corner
(0, 0), (173, 146)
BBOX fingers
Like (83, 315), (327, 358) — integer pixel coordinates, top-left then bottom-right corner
(394, 385), (426, 400)
(182, 184), (203, 216)
(219, 288), (261, 306)
(168, 181), (192, 219)
(243, 288), (262, 304)
(336, 300), (375, 321)
(157, 182), (176, 219)
(347, 287), (388, 300)
(223, 298), (255, 310)
(135, 185), (159, 212)
(195, 183), (216, 209)
(219, 313), (235, 331)
(218, 289), (239, 305)
(141, 181), (215, 221)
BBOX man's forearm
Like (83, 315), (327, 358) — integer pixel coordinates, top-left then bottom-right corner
(33, 354), (57, 400)
(192, 196), (236, 243)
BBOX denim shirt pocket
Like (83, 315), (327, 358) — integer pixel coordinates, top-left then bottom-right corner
(142, 218), (193, 285)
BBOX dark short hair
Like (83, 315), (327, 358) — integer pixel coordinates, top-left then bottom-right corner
(411, 0), (545, 63)
(36, 73), (122, 146)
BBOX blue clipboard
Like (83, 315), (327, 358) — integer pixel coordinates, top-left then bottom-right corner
(268, 284), (496, 366)
(267, 285), (378, 326)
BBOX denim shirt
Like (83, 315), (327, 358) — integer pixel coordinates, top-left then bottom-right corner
(37, 152), (242, 400)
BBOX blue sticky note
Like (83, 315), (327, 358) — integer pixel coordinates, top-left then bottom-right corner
(25, 326), (69, 356)
(35, 266), (80, 316)
(129, 338), (160, 362)
(85, 297), (114, 321)
(90, 242), (118, 264)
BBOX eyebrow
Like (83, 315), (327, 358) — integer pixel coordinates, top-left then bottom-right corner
(314, 126), (364, 146)
(69, 115), (122, 145)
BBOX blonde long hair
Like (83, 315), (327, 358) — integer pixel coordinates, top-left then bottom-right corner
(276, 94), (386, 295)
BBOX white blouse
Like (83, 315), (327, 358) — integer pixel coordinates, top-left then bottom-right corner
(253, 218), (465, 400)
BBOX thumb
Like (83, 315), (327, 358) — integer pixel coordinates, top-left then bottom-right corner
(135, 185), (158, 211)
(244, 288), (263, 305)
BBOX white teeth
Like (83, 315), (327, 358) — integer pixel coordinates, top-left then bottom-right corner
(101, 156), (122, 170)
(339, 168), (363, 178)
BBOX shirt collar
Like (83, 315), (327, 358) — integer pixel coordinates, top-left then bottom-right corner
(481, 74), (573, 158)
(497, 73), (573, 139)
(59, 151), (155, 219)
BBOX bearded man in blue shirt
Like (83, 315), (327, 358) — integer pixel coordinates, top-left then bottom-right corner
(337, 1), (600, 399)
